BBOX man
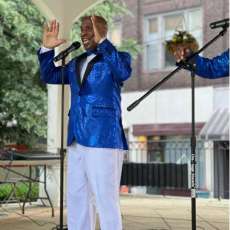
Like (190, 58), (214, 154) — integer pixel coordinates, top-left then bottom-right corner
(174, 47), (229, 78)
(38, 15), (132, 230)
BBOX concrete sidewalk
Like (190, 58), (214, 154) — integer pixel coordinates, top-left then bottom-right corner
(0, 195), (228, 230)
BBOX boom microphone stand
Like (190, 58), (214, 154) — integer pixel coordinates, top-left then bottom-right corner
(127, 25), (228, 230)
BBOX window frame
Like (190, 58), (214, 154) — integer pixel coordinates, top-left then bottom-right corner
(143, 7), (203, 73)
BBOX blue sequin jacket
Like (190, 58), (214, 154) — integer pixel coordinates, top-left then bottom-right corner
(38, 39), (132, 150)
(195, 49), (229, 78)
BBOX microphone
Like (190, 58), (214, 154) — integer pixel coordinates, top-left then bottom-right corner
(53, 41), (81, 62)
(210, 18), (229, 29)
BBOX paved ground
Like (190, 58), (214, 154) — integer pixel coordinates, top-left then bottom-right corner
(0, 195), (228, 230)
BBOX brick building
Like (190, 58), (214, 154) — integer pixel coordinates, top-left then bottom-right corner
(122, 0), (228, 91)
(115, 0), (229, 198)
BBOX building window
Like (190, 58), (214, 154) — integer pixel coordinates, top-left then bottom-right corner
(144, 8), (202, 72)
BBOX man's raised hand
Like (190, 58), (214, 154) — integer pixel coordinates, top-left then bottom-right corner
(91, 16), (107, 44)
(42, 20), (66, 49)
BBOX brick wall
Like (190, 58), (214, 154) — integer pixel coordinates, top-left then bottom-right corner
(121, 0), (229, 92)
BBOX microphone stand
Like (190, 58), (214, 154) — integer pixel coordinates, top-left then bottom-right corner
(190, 62), (196, 230)
(53, 56), (68, 230)
(127, 25), (228, 230)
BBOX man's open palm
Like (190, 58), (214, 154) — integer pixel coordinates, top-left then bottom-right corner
(42, 20), (66, 48)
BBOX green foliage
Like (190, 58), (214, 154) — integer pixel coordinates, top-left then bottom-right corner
(119, 39), (142, 59)
(0, 0), (47, 147)
(0, 182), (39, 201)
(86, 0), (131, 26)
(71, 0), (140, 58)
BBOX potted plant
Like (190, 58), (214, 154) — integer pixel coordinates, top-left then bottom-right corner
(166, 30), (199, 56)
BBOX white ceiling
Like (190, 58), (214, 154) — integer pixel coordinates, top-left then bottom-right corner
(31, 0), (104, 37)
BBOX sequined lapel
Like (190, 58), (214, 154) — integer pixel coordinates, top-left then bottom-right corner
(81, 55), (100, 86)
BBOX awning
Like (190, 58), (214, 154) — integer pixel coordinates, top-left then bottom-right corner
(199, 108), (229, 141)
(133, 123), (205, 136)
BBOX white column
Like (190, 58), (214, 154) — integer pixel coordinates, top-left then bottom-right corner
(204, 141), (214, 198)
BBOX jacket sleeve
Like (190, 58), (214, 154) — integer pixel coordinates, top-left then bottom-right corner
(37, 48), (70, 84)
(96, 39), (132, 83)
(195, 49), (229, 79)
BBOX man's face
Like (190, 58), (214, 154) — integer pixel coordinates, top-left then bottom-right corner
(80, 18), (97, 51)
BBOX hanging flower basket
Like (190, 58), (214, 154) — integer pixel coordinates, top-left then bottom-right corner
(165, 30), (199, 55)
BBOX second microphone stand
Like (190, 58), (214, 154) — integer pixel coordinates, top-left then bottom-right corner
(127, 26), (228, 230)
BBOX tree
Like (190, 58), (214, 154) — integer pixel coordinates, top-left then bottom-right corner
(0, 0), (47, 147)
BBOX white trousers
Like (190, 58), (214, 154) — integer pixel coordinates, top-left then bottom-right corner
(67, 143), (124, 230)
